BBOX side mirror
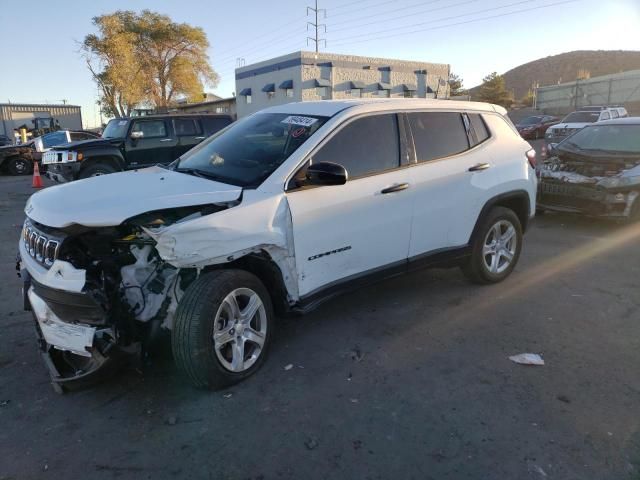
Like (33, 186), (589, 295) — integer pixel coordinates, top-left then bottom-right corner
(306, 161), (348, 186)
(130, 130), (144, 140)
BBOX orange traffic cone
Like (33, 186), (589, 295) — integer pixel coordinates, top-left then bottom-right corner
(32, 162), (44, 188)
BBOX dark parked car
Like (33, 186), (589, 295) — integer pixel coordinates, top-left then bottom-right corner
(538, 117), (640, 220)
(515, 115), (559, 139)
(43, 114), (233, 182)
(0, 135), (12, 146)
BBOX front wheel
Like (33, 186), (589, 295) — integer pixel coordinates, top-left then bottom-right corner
(7, 157), (32, 175)
(78, 163), (117, 179)
(462, 206), (523, 284)
(172, 270), (274, 389)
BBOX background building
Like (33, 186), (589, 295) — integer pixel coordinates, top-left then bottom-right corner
(0, 103), (82, 137)
(174, 96), (237, 118)
(235, 51), (450, 118)
(535, 69), (640, 114)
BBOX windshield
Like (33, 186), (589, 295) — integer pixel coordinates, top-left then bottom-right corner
(41, 131), (69, 148)
(175, 113), (329, 187)
(102, 119), (130, 138)
(518, 116), (542, 125)
(561, 112), (600, 123)
(560, 125), (640, 153)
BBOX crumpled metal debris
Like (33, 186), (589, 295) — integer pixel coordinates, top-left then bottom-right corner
(509, 353), (545, 366)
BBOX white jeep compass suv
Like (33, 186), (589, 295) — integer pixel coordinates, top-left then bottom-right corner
(18, 99), (537, 391)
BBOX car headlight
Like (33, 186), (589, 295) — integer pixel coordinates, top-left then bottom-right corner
(597, 175), (640, 189)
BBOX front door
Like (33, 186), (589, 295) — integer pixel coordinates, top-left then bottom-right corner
(127, 119), (177, 167)
(286, 114), (413, 298)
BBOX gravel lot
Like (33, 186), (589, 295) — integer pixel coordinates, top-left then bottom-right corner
(1, 151), (639, 479)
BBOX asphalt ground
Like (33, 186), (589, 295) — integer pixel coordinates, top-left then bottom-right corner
(1, 152), (639, 479)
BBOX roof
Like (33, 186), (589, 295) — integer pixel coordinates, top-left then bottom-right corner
(257, 98), (506, 117)
(592, 117), (640, 126)
(111, 113), (234, 121)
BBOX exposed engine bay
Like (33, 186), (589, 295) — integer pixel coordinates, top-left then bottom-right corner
(20, 203), (232, 389)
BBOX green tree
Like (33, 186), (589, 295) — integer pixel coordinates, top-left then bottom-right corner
(448, 73), (465, 96)
(520, 89), (535, 107)
(82, 10), (218, 116)
(478, 72), (513, 108)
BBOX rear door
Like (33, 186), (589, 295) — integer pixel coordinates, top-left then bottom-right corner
(173, 117), (206, 158)
(286, 113), (413, 298)
(126, 118), (177, 167)
(405, 111), (495, 257)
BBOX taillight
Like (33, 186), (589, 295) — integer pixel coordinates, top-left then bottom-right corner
(526, 149), (536, 169)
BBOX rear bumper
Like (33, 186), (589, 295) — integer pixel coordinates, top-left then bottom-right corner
(538, 179), (639, 218)
(45, 162), (80, 183)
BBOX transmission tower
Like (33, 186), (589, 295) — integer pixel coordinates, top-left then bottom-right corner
(307, 0), (326, 53)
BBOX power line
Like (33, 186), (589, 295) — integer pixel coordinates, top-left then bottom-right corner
(330, 0), (443, 27)
(328, 0), (398, 19)
(328, 0), (374, 11)
(330, 0), (530, 41)
(331, 0), (579, 47)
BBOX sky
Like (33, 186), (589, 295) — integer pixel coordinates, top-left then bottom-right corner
(0, 0), (638, 128)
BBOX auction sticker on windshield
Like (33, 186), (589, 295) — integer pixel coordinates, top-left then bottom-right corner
(281, 116), (318, 127)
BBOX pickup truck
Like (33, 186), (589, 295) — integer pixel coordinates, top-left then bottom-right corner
(43, 114), (233, 182)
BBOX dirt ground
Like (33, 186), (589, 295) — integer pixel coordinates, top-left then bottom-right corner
(1, 157), (639, 479)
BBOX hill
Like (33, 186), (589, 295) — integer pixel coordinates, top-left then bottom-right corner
(470, 50), (640, 101)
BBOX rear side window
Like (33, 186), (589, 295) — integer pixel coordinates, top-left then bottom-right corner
(174, 118), (202, 136)
(408, 112), (469, 163)
(202, 117), (232, 135)
(469, 113), (490, 145)
(313, 114), (400, 178)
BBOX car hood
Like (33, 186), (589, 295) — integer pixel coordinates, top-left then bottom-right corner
(50, 137), (122, 151)
(25, 166), (243, 228)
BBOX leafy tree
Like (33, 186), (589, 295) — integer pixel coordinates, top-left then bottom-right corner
(448, 73), (465, 96)
(478, 72), (513, 108)
(82, 10), (218, 116)
(520, 89), (535, 107)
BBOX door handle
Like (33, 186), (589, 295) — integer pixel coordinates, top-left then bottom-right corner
(195, 136), (206, 140)
(381, 183), (409, 194)
(468, 163), (491, 172)
(160, 138), (173, 142)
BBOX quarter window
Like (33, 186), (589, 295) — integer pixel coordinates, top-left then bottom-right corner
(408, 112), (470, 163)
(131, 120), (167, 138)
(468, 113), (490, 145)
(202, 117), (232, 135)
(312, 114), (400, 178)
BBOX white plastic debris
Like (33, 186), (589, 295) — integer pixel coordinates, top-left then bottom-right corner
(284, 364), (293, 371)
(509, 353), (545, 366)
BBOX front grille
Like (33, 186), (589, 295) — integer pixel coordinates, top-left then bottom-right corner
(22, 221), (61, 268)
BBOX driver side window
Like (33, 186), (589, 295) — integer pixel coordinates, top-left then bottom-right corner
(130, 120), (167, 139)
(312, 114), (400, 178)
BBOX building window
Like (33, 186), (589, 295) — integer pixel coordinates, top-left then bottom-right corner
(246, 95), (252, 104)
(403, 91), (415, 98)
(350, 89), (362, 98)
(317, 86), (329, 98)
(378, 89), (390, 98)
(285, 88), (294, 98)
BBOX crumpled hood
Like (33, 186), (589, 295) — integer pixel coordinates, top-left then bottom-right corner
(26, 166), (242, 228)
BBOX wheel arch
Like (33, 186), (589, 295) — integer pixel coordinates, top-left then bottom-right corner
(79, 154), (124, 173)
(203, 250), (292, 316)
(470, 190), (531, 243)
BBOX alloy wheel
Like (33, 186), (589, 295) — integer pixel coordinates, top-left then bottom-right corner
(212, 288), (267, 372)
(482, 220), (517, 274)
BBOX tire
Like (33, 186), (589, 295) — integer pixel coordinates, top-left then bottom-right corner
(78, 163), (117, 179)
(7, 156), (32, 175)
(462, 206), (523, 284)
(172, 270), (274, 389)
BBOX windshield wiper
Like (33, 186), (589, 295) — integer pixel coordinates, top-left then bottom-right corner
(175, 167), (223, 181)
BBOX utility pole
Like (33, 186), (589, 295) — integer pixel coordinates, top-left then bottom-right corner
(307, 0), (326, 54)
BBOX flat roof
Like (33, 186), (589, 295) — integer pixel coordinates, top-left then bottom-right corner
(0, 103), (81, 109)
(257, 98), (504, 117)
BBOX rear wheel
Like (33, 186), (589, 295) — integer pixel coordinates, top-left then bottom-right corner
(462, 207), (523, 284)
(78, 163), (117, 179)
(7, 156), (32, 175)
(172, 270), (274, 389)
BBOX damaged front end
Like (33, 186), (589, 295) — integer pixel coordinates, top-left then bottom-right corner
(19, 203), (228, 391)
(538, 152), (640, 219)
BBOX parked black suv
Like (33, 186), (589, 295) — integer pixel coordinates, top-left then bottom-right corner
(43, 114), (233, 182)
